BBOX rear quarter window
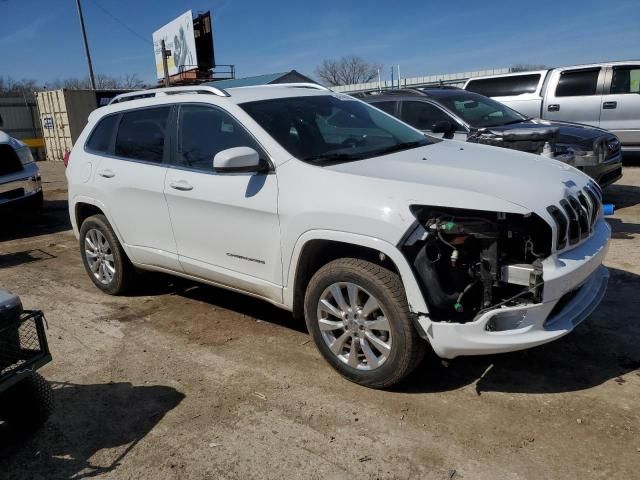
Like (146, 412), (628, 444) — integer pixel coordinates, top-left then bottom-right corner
(85, 114), (118, 153)
(466, 74), (541, 97)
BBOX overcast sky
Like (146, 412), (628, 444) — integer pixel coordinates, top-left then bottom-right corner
(1, 0), (638, 85)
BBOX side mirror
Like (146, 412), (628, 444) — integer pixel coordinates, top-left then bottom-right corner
(431, 120), (457, 139)
(213, 147), (265, 173)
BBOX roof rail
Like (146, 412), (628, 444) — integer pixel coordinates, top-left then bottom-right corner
(351, 88), (427, 98)
(232, 82), (331, 91)
(272, 82), (331, 91)
(109, 85), (230, 105)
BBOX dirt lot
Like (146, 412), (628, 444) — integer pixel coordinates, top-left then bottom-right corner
(0, 161), (639, 480)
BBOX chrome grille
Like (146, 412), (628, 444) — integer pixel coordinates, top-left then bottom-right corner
(546, 184), (601, 250)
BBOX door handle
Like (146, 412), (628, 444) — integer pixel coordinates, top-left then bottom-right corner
(169, 180), (193, 191)
(97, 169), (115, 178)
(548, 104), (560, 112)
(603, 101), (617, 109)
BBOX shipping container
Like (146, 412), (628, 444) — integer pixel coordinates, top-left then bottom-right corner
(36, 89), (97, 162)
(35, 89), (134, 162)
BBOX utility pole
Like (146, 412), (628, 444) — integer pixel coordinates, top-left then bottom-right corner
(75, 0), (96, 90)
(161, 40), (171, 87)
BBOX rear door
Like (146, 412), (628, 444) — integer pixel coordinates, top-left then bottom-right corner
(164, 103), (282, 301)
(543, 67), (605, 126)
(600, 64), (640, 147)
(92, 106), (180, 270)
(369, 100), (398, 117)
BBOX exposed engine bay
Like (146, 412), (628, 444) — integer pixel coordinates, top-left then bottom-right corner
(402, 206), (552, 323)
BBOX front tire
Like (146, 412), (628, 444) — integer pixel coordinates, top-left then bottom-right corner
(304, 258), (426, 389)
(79, 214), (135, 295)
(0, 372), (53, 435)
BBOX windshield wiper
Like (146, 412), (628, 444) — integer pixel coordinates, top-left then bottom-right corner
(370, 140), (427, 157)
(303, 153), (366, 164)
(486, 117), (532, 127)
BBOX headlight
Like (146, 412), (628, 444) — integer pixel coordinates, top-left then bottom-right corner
(15, 145), (34, 166)
(6, 136), (34, 166)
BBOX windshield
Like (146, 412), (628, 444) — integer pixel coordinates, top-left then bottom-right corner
(432, 91), (528, 128)
(240, 94), (432, 163)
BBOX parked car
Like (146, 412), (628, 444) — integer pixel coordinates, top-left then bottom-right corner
(0, 115), (43, 213)
(463, 61), (640, 153)
(67, 84), (610, 388)
(357, 87), (622, 187)
(0, 289), (53, 434)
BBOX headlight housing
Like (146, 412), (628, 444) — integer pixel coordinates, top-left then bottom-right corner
(10, 138), (35, 166)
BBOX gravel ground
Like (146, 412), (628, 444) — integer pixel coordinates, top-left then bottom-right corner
(0, 160), (638, 480)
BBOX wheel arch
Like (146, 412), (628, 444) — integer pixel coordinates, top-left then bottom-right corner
(285, 230), (429, 319)
(71, 196), (127, 248)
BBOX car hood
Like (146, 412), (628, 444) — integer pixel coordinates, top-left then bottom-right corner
(485, 118), (615, 148)
(324, 139), (592, 214)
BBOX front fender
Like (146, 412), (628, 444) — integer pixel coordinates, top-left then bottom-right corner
(284, 229), (429, 314)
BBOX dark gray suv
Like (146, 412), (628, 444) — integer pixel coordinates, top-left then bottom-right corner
(356, 87), (623, 187)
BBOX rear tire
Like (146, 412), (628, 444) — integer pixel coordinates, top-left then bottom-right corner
(79, 214), (136, 295)
(304, 258), (425, 389)
(0, 372), (53, 435)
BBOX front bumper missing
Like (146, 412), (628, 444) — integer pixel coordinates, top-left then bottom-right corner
(418, 219), (611, 359)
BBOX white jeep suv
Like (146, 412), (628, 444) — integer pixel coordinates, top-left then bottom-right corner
(66, 84), (610, 388)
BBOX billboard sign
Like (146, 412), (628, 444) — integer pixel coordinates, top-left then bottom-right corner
(153, 10), (198, 80)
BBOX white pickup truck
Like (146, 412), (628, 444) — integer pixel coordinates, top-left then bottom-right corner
(464, 61), (640, 152)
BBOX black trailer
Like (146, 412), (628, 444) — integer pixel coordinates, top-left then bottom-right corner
(0, 289), (53, 434)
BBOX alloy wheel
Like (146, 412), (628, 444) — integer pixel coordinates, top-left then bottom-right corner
(84, 228), (116, 285)
(316, 282), (392, 370)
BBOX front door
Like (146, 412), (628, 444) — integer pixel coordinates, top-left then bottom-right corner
(543, 67), (604, 127)
(399, 100), (466, 140)
(600, 64), (640, 147)
(164, 103), (282, 302)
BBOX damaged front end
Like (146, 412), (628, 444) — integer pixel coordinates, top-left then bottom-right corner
(467, 127), (621, 168)
(401, 206), (552, 325)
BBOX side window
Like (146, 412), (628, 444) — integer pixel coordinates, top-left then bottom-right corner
(401, 101), (457, 131)
(85, 114), (118, 153)
(177, 104), (261, 172)
(610, 66), (640, 94)
(466, 74), (541, 97)
(555, 69), (600, 97)
(114, 107), (170, 163)
(371, 101), (397, 116)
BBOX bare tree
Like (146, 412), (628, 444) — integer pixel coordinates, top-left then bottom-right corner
(0, 73), (146, 97)
(119, 73), (145, 89)
(510, 63), (549, 73)
(0, 76), (39, 99)
(316, 56), (381, 86)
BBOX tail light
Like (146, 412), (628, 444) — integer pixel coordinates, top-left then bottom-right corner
(63, 151), (70, 167)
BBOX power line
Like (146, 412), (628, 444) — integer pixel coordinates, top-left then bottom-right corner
(86, 0), (153, 46)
